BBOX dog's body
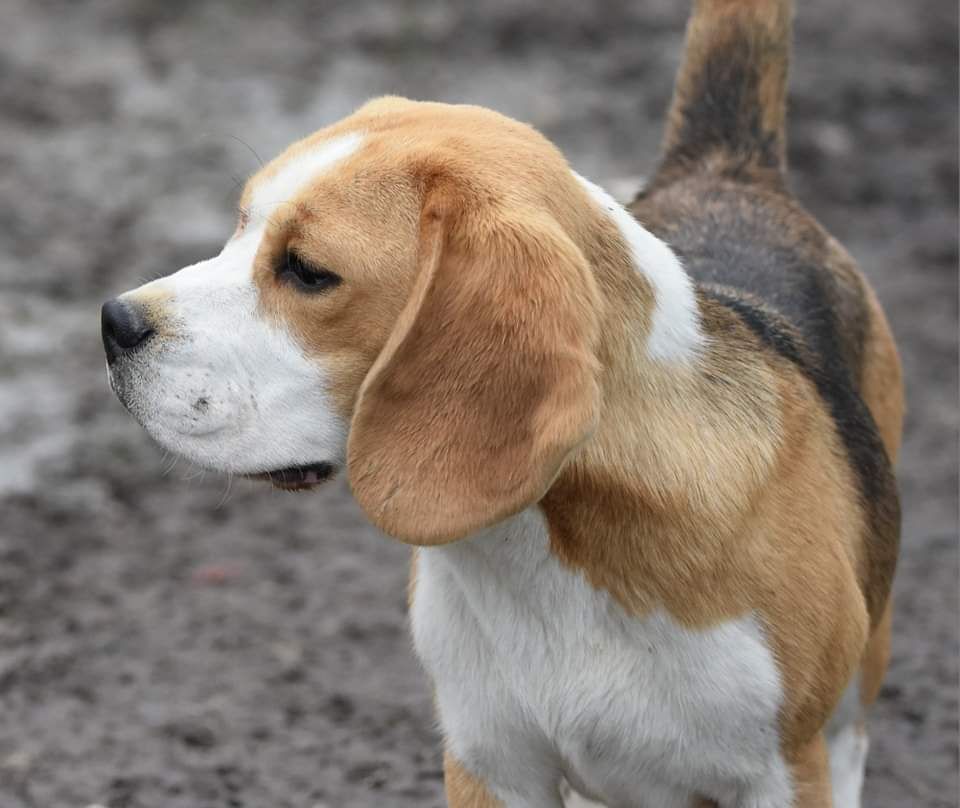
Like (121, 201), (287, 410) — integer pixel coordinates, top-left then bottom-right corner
(102, 1), (901, 806)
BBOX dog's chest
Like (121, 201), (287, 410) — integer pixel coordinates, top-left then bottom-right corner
(410, 510), (789, 806)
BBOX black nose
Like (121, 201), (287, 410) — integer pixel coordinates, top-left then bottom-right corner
(101, 298), (155, 362)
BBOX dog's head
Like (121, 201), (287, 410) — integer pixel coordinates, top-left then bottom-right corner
(103, 98), (602, 545)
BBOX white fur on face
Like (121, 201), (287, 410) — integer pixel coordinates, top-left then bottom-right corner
(250, 132), (363, 213)
(108, 134), (362, 475)
(573, 173), (705, 364)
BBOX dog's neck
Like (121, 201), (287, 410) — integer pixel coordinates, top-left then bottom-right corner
(571, 176), (781, 515)
(535, 177), (785, 611)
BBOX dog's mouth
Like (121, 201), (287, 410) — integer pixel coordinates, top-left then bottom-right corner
(249, 462), (337, 491)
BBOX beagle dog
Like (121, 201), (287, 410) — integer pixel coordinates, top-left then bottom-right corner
(101, 1), (902, 806)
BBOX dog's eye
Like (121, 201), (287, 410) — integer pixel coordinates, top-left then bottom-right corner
(280, 251), (342, 293)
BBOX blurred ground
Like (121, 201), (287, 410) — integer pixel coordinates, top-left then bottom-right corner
(0, 1), (956, 806)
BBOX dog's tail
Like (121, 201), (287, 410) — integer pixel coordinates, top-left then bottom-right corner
(651, 0), (793, 189)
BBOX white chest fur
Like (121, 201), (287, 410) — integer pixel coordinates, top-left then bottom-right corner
(410, 509), (793, 808)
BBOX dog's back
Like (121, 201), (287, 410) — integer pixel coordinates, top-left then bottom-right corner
(633, 0), (902, 632)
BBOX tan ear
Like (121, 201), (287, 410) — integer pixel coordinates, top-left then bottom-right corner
(347, 193), (601, 545)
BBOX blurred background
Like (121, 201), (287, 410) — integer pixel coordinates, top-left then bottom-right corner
(0, 1), (956, 806)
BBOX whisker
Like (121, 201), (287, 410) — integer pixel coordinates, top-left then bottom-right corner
(161, 452), (181, 477)
(224, 173), (246, 206)
(194, 130), (265, 169)
(216, 473), (235, 509)
(222, 132), (266, 168)
(183, 462), (206, 482)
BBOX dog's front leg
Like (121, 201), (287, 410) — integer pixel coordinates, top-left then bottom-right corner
(444, 752), (567, 808)
(444, 753), (504, 808)
(730, 732), (833, 808)
(786, 732), (833, 808)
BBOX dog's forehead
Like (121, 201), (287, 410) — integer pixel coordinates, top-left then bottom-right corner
(239, 99), (566, 221)
(241, 131), (364, 219)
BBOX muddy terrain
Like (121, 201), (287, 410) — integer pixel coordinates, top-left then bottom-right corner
(0, 1), (956, 806)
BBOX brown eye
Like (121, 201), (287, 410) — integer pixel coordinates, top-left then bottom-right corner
(280, 250), (342, 293)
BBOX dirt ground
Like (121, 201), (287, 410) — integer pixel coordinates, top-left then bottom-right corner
(0, 1), (956, 806)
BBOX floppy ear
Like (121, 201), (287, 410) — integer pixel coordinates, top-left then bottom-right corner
(347, 192), (601, 545)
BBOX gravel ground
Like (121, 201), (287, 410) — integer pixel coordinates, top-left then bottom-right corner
(0, 1), (956, 806)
